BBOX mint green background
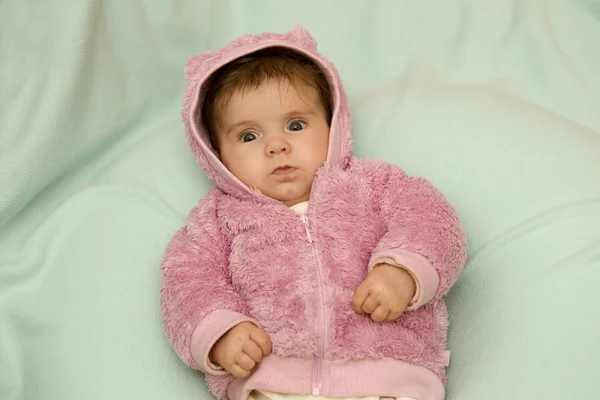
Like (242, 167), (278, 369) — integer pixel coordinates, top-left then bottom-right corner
(1, 1), (599, 399)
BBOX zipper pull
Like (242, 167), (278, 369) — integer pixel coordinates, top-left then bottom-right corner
(301, 215), (313, 243)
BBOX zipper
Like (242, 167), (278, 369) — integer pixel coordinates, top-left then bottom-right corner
(301, 214), (326, 396)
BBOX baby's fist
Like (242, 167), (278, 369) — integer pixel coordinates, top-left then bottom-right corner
(352, 264), (416, 322)
(209, 322), (272, 378)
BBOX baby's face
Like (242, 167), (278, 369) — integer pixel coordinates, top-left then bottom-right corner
(217, 80), (330, 207)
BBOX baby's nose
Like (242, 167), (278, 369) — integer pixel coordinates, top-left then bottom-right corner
(266, 137), (290, 155)
(269, 143), (288, 154)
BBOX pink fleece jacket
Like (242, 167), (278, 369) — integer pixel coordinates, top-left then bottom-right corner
(160, 27), (467, 400)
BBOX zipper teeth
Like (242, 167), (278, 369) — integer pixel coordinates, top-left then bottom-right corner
(302, 215), (325, 396)
(313, 244), (325, 395)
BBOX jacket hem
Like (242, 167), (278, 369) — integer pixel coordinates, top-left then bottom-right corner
(226, 355), (444, 400)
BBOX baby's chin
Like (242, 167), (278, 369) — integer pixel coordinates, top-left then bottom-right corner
(268, 187), (311, 207)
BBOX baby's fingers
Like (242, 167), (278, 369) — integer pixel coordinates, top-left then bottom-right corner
(243, 341), (264, 363)
(361, 294), (379, 314)
(229, 363), (251, 378)
(235, 352), (256, 371)
(352, 281), (370, 313)
(370, 305), (390, 322)
(386, 308), (405, 322)
(250, 328), (272, 356)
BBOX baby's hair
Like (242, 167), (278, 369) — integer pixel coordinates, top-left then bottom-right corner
(201, 47), (333, 152)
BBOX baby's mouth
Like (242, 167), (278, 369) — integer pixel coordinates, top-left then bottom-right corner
(272, 166), (297, 175)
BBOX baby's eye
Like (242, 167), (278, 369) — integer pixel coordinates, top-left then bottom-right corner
(287, 120), (307, 132)
(240, 131), (259, 143)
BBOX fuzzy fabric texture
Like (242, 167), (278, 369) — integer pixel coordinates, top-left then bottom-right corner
(161, 27), (467, 400)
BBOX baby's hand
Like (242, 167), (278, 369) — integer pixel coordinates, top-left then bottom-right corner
(209, 322), (272, 378)
(352, 264), (417, 322)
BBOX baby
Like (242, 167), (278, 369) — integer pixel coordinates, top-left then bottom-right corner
(160, 27), (467, 400)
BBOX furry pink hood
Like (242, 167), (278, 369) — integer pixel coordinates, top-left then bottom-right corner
(181, 27), (353, 199)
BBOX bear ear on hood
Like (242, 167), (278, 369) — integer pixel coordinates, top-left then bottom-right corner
(184, 52), (213, 83)
(184, 27), (317, 83)
(289, 26), (318, 52)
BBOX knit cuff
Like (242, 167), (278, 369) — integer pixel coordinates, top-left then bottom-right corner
(369, 250), (439, 310)
(190, 309), (258, 375)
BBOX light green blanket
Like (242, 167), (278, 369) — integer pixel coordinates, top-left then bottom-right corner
(1, 1), (599, 399)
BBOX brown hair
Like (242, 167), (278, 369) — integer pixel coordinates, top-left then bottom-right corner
(201, 47), (333, 151)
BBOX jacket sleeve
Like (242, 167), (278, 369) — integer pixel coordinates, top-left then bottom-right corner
(367, 162), (467, 310)
(160, 191), (257, 375)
